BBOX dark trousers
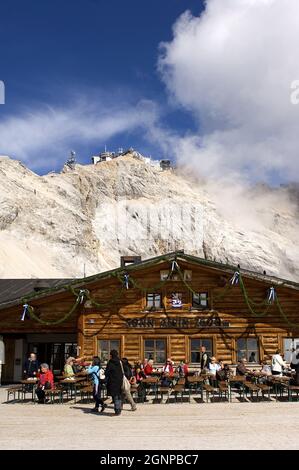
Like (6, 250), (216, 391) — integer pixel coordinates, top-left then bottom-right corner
(93, 384), (104, 409)
(112, 394), (122, 413)
(137, 383), (147, 401)
(35, 387), (45, 402)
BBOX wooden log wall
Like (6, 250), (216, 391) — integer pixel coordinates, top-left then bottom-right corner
(78, 260), (299, 363)
(0, 259), (298, 365)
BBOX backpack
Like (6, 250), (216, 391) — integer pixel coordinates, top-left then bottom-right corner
(99, 368), (106, 382)
(90, 366), (106, 384)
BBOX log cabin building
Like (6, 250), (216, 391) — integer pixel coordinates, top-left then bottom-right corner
(0, 251), (299, 383)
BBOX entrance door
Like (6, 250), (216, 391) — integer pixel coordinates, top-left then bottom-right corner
(27, 342), (77, 375)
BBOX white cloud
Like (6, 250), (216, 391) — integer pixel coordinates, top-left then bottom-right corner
(158, 0), (299, 182)
(0, 96), (158, 171)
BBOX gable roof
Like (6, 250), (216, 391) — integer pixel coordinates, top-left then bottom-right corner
(0, 279), (72, 310)
(0, 251), (298, 310)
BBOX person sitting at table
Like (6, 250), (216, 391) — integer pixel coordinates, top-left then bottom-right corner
(162, 358), (174, 376)
(64, 357), (75, 377)
(257, 358), (272, 383)
(261, 359), (272, 376)
(24, 352), (39, 378)
(216, 362), (231, 382)
(132, 364), (147, 402)
(177, 360), (189, 378)
(160, 371), (172, 388)
(144, 359), (154, 376)
(135, 359), (143, 371)
(87, 356), (106, 413)
(35, 363), (54, 404)
(208, 357), (221, 386)
(209, 357), (221, 376)
(236, 358), (251, 379)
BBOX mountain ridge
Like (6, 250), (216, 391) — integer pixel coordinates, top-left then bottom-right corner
(0, 152), (298, 281)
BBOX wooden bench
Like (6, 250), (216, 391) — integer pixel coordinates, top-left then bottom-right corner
(244, 381), (260, 400)
(257, 383), (271, 399)
(80, 385), (93, 403)
(186, 377), (204, 400)
(158, 386), (172, 403)
(44, 386), (64, 404)
(170, 383), (186, 403)
(6, 386), (23, 402)
(228, 377), (246, 402)
(203, 384), (217, 402)
(142, 377), (159, 399)
(288, 385), (299, 401)
(218, 381), (229, 400)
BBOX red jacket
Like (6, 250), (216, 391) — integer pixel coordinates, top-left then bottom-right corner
(38, 370), (54, 390)
(144, 364), (153, 376)
(163, 364), (174, 376)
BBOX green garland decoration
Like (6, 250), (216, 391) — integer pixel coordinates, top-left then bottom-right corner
(19, 259), (298, 332)
(117, 271), (173, 293)
(25, 298), (81, 326)
(275, 297), (299, 328)
(79, 315), (112, 338)
(238, 274), (273, 318)
(69, 286), (125, 310)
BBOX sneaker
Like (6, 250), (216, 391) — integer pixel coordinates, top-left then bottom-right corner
(100, 404), (107, 413)
(131, 406), (137, 411)
(115, 410), (121, 416)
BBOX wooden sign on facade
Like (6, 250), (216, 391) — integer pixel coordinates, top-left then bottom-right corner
(125, 317), (230, 329)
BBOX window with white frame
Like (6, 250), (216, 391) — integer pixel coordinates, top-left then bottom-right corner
(146, 293), (162, 309)
(237, 338), (259, 362)
(192, 292), (209, 309)
(144, 339), (166, 364)
(190, 338), (213, 363)
(98, 339), (120, 363)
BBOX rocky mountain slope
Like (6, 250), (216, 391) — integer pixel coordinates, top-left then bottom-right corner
(0, 153), (298, 281)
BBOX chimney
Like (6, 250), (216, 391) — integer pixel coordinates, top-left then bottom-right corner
(120, 256), (142, 268)
(33, 279), (51, 292)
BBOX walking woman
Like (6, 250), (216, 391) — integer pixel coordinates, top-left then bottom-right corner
(105, 350), (123, 415)
(87, 356), (106, 413)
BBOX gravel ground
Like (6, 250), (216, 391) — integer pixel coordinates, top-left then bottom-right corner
(0, 387), (298, 450)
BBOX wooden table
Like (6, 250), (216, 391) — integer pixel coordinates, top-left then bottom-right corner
(229, 375), (246, 383)
(187, 376), (204, 383)
(228, 376), (246, 402)
(20, 379), (38, 402)
(59, 377), (85, 402)
(142, 377), (159, 398)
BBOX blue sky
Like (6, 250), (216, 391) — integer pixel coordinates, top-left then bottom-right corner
(1, 0), (298, 185)
(0, 0), (204, 173)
